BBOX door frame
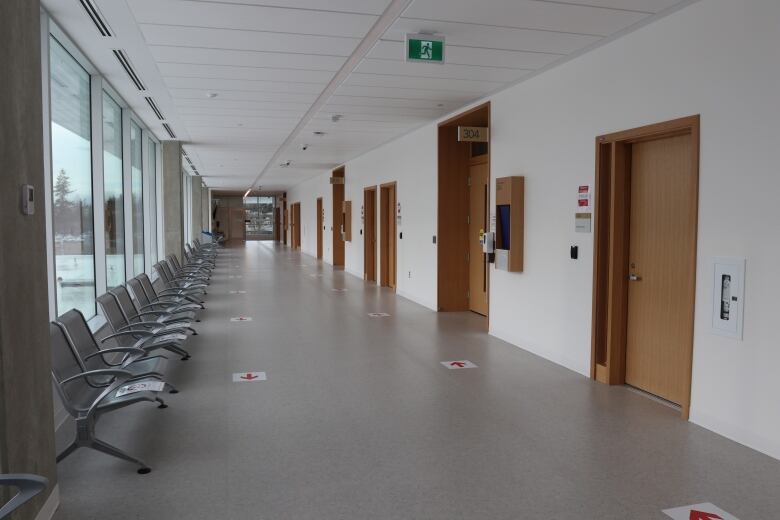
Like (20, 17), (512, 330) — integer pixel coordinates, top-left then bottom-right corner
(590, 115), (700, 419)
(363, 186), (377, 283)
(332, 166), (345, 267)
(436, 102), (490, 313)
(316, 197), (323, 259)
(379, 181), (397, 290)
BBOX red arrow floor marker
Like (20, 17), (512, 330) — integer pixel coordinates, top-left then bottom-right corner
(440, 360), (478, 369)
(690, 512), (722, 520)
(662, 502), (738, 520)
(232, 371), (266, 382)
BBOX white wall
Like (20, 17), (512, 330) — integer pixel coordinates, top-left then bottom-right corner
(289, 0), (780, 460)
(289, 125), (439, 310)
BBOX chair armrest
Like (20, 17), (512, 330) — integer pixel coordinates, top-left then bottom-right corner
(101, 330), (154, 343)
(60, 368), (132, 386)
(84, 347), (146, 361)
(0, 474), (48, 518)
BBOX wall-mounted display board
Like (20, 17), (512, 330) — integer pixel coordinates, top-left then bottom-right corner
(494, 176), (524, 272)
(342, 200), (352, 242)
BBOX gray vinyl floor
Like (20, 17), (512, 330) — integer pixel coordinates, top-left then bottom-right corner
(53, 241), (780, 519)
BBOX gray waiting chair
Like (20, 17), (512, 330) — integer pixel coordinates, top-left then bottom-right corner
(97, 293), (191, 361)
(0, 474), (47, 519)
(50, 321), (165, 473)
(154, 262), (208, 294)
(109, 285), (198, 331)
(137, 272), (204, 307)
(57, 309), (177, 394)
(127, 277), (203, 320)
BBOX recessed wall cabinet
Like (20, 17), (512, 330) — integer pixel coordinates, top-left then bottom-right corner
(495, 176), (524, 272)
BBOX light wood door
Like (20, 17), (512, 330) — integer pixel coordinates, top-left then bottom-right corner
(625, 133), (696, 405)
(316, 198), (323, 259)
(292, 203), (301, 250)
(364, 188), (376, 282)
(469, 159), (489, 316)
(332, 168), (345, 267)
(230, 208), (245, 241)
(380, 183), (396, 289)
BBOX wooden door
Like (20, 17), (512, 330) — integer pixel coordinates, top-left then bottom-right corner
(364, 188), (376, 282)
(230, 208), (245, 241)
(625, 133), (696, 405)
(292, 203), (301, 250)
(468, 158), (489, 315)
(380, 183), (397, 289)
(332, 167), (345, 267)
(274, 207), (280, 241)
(316, 197), (323, 259)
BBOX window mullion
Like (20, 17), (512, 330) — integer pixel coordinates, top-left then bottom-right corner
(122, 106), (133, 282)
(91, 75), (107, 298)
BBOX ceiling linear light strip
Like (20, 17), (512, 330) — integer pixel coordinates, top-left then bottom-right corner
(112, 50), (145, 91)
(244, 0), (414, 193)
(79, 0), (112, 37)
(162, 123), (176, 139)
(145, 97), (165, 121)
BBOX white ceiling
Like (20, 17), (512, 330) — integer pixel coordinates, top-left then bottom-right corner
(43, 0), (691, 191)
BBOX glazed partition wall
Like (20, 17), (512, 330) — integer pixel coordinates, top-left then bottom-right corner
(102, 93), (125, 289)
(44, 21), (163, 320)
(49, 36), (96, 317)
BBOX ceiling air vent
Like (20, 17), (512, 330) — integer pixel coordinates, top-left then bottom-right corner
(144, 97), (164, 121)
(162, 123), (176, 139)
(112, 50), (145, 91)
(79, 0), (113, 37)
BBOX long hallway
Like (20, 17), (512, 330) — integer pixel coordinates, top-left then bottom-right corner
(52, 242), (780, 520)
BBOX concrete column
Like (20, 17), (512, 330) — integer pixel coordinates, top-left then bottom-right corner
(0, 1), (58, 518)
(161, 141), (184, 260)
(201, 185), (210, 235)
(191, 177), (202, 242)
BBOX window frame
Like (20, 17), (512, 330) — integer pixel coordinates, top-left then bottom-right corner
(41, 12), (164, 321)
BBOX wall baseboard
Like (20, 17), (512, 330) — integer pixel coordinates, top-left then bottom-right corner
(35, 485), (59, 520)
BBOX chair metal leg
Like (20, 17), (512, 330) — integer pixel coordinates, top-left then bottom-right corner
(90, 438), (150, 473)
(155, 397), (168, 409)
(56, 441), (79, 463)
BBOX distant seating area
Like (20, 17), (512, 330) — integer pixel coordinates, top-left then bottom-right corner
(49, 240), (220, 474)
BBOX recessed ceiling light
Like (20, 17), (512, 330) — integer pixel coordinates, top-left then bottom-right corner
(207, 92), (218, 98)
(313, 131), (326, 136)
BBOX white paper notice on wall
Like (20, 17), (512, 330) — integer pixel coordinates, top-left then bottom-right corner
(711, 257), (745, 339)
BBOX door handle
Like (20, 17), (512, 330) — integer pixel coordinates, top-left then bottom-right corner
(628, 274), (642, 281)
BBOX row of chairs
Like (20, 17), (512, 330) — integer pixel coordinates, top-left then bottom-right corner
(49, 240), (220, 474)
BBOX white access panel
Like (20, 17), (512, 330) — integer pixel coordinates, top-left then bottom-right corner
(711, 257), (746, 340)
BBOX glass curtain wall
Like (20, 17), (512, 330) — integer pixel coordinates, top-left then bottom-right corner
(130, 122), (144, 275)
(102, 93), (124, 288)
(245, 196), (275, 240)
(50, 37), (95, 317)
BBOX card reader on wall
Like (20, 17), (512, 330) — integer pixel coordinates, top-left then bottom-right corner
(494, 176), (524, 272)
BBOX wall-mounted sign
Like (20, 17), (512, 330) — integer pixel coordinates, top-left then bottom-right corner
(575, 213), (592, 233)
(577, 185), (592, 211)
(406, 34), (444, 63)
(458, 126), (489, 142)
(396, 202), (402, 225)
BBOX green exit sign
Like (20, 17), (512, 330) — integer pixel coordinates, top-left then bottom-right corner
(406, 34), (445, 63)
